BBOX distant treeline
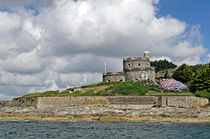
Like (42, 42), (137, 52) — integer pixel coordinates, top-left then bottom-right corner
(150, 59), (177, 72)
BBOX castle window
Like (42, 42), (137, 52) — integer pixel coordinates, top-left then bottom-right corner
(128, 64), (130, 67)
(138, 63), (141, 66)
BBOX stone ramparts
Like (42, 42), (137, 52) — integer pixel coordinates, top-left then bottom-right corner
(123, 57), (146, 61)
(103, 72), (124, 76)
(37, 96), (159, 109)
(161, 96), (209, 108)
(36, 96), (209, 109)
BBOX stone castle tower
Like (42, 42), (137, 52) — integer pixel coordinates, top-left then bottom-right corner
(103, 51), (155, 82)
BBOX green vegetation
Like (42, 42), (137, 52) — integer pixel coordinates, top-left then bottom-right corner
(172, 63), (209, 99)
(195, 89), (210, 99)
(172, 64), (193, 83)
(81, 82), (112, 88)
(151, 59), (177, 72)
(191, 67), (210, 91)
(105, 81), (159, 96)
(15, 81), (193, 101)
(190, 67), (210, 99)
(190, 64), (208, 75)
(145, 91), (193, 96)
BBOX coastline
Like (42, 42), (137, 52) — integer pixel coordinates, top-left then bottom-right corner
(0, 114), (210, 123)
(0, 105), (209, 122)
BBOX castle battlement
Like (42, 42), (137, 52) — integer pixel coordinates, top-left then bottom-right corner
(103, 72), (124, 76)
(123, 57), (146, 61)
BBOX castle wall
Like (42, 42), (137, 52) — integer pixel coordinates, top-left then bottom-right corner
(123, 58), (150, 72)
(36, 96), (209, 109)
(103, 72), (125, 82)
(37, 96), (159, 109)
(147, 69), (155, 80)
(161, 96), (209, 108)
(125, 71), (148, 81)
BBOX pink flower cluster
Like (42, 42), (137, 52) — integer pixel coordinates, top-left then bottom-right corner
(158, 79), (187, 92)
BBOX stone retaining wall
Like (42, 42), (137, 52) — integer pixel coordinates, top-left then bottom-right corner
(37, 96), (159, 109)
(36, 96), (209, 109)
(161, 96), (209, 108)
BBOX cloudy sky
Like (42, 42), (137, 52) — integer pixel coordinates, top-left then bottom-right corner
(0, 0), (209, 100)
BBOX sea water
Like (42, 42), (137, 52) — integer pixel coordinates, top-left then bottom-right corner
(0, 121), (209, 139)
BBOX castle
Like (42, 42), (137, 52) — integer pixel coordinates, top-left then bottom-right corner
(103, 51), (155, 82)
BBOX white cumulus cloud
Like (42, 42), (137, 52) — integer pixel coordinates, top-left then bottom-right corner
(0, 0), (208, 100)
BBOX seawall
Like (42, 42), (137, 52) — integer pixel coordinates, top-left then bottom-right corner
(35, 96), (209, 109)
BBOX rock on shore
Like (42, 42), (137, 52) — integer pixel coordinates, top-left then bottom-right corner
(0, 105), (210, 122)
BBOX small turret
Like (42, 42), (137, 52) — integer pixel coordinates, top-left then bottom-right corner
(144, 51), (150, 59)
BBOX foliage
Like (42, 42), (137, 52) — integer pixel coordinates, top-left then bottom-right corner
(194, 89), (210, 99)
(151, 59), (177, 72)
(164, 70), (169, 78)
(190, 64), (208, 76)
(172, 64), (193, 83)
(190, 67), (210, 92)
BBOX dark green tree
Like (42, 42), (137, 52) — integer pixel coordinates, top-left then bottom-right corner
(172, 64), (193, 83)
(164, 70), (169, 78)
(150, 59), (177, 72)
(191, 67), (210, 92)
(190, 64), (208, 77)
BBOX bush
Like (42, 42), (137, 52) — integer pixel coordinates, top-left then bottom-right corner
(195, 89), (210, 99)
(172, 64), (193, 83)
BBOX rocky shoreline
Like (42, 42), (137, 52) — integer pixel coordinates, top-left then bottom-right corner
(0, 105), (210, 122)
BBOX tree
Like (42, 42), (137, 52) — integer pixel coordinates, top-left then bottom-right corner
(172, 64), (193, 83)
(190, 64), (208, 77)
(150, 59), (177, 72)
(164, 70), (169, 78)
(191, 67), (210, 92)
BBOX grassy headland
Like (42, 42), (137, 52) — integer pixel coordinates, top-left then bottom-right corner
(14, 81), (193, 101)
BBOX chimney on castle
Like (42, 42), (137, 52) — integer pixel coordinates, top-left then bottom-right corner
(144, 51), (150, 59)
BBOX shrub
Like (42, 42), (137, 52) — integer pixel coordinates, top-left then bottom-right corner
(195, 89), (210, 99)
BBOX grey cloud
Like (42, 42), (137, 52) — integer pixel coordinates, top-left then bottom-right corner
(49, 54), (122, 74)
(0, 0), (53, 10)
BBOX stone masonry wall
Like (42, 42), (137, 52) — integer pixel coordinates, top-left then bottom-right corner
(103, 73), (125, 82)
(125, 71), (149, 81)
(37, 96), (159, 109)
(161, 96), (209, 108)
(36, 96), (209, 109)
(123, 59), (150, 72)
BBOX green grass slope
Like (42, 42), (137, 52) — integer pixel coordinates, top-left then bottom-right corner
(14, 81), (193, 101)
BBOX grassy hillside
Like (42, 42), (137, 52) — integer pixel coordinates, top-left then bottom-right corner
(14, 81), (193, 101)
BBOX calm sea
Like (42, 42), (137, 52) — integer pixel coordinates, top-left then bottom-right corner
(0, 121), (209, 139)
